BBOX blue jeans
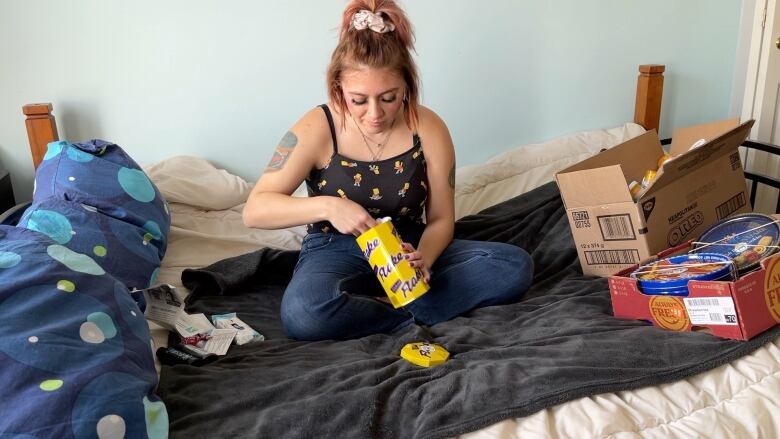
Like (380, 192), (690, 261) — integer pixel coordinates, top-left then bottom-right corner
(280, 231), (534, 341)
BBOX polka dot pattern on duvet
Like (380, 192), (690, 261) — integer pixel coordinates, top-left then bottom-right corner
(26, 210), (73, 244)
(66, 147), (94, 163)
(40, 379), (64, 392)
(72, 373), (168, 439)
(57, 280), (76, 292)
(47, 245), (105, 276)
(0, 251), (21, 268)
(43, 140), (65, 160)
(2, 137), (170, 437)
(0, 285), (123, 373)
(18, 198), (160, 289)
(32, 140), (170, 262)
(118, 168), (155, 202)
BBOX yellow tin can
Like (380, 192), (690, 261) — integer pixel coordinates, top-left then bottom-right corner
(356, 218), (430, 308)
(400, 342), (449, 367)
(628, 180), (641, 200)
(641, 169), (657, 189)
(657, 153), (672, 169)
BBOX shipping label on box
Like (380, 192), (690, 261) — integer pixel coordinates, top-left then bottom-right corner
(567, 203), (649, 275)
(682, 296), (738, 326)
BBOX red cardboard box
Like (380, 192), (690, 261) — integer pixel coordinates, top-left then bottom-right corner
(609, 246), (780, 340)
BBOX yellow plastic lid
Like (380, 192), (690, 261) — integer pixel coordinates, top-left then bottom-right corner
(400, 342), (449, 367)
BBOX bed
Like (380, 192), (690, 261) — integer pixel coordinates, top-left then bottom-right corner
(7, 64), (780, 438)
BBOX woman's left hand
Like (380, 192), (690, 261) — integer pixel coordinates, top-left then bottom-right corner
(401, 242), (431, 283)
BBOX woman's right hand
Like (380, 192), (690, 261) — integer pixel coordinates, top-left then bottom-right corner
(326, 197), (377, 236)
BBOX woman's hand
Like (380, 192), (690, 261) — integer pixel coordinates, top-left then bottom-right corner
(400, 242), (431, 283)
(327, 197), (378, 236)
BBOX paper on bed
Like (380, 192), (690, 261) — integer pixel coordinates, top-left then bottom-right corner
(202, 329), (238, 356)
(142, 284), (237, 354)
(142, 284), (184, 331)
(176, 312), (216, 338)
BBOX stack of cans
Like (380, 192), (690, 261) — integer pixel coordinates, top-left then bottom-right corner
(629, 213), (780, 295)
(630, 253), (736, 296)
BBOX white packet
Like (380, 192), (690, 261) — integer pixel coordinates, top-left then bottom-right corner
(211, 312), (264, 345)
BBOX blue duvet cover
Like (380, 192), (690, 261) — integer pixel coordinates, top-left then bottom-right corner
(0, 140), (170, 438)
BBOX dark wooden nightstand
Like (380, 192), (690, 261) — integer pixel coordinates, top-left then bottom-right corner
(0, 170), (15, 214)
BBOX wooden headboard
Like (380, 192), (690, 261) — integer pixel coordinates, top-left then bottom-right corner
(23, 103), (59, 170)
(634, 64), (665, 135)
(21, 64), (665, 170)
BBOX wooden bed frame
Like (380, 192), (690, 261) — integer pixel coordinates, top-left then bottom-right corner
(21, 64), (667, 171)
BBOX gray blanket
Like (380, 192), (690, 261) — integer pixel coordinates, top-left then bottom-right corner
(158, 182), (780, 439)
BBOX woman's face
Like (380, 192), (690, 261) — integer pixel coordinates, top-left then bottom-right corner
(340, 66), (406, 135)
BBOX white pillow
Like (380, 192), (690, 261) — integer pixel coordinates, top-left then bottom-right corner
(453, 123), (646, 219)
(143, 156), (253, 210)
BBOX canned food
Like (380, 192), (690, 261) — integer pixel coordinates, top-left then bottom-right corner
(657, 153), (672, 169)
(628, 180), (641, 199)
(356, 217), (430, 308)
(641, 169), (657, 189)
(691, 213), (780, 274)
(630, 253), (736, 296)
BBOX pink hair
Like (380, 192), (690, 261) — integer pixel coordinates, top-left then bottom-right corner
(327, 0), (420, 131)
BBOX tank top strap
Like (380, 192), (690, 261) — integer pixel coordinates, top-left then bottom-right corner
(318, 104), (339, 154)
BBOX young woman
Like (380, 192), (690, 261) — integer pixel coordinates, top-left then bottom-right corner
(243, 0), (533, 341)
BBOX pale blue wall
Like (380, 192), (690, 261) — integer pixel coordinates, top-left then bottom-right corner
(0, 1), (741, 202)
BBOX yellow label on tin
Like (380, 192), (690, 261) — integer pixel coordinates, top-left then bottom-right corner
(648, 296), (689, 331)
(764, 256), (780, 323)
(356, 219), (430, 308)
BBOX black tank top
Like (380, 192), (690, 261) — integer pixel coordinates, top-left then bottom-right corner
(305, 104), (428, 234)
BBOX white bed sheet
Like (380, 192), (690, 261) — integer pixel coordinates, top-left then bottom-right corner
(144, 124), (780, 438)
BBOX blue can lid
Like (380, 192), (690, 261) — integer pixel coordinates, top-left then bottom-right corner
(639, 267), (736, 295)
(638, 284), (690, 296)
(631, 253), (735, 290)
(691, 213), (780, 273)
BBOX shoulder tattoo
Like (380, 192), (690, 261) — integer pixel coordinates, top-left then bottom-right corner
(266, 131), (298, 171)
(448, 162), (456, 189)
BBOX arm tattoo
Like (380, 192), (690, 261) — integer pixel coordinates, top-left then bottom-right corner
(448, 162), (456, 189)
(265, 131), (298, 171)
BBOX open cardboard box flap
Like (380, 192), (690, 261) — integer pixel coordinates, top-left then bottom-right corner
(641, 121), (753, 198)
(669, 118), (742, 156)
(557, 117), (755, 277)
(559, 130), (664, 184)
(556, 165), (632, 208)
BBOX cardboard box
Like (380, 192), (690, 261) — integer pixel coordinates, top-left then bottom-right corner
(608, 246), (780, 340)
(556, 119), (754, 277)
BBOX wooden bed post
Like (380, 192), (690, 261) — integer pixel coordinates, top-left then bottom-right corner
(634, 64), (665, 133)
(23, 103), (59, 170)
